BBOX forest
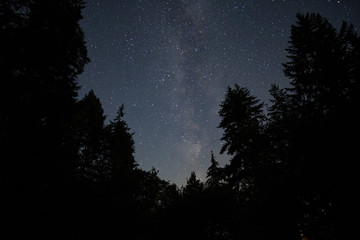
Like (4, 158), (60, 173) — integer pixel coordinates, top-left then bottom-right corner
(1, 1), (358, 239)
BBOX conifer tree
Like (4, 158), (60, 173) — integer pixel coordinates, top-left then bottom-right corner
(218, 84), (265, 188)
(76, 90), (107, 184)
(270, 13), (360, 239)
(105, 105), (137, 183)
(182, 171), (203, 198)
(205, 151), (223, 189)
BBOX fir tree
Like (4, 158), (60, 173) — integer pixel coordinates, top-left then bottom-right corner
(105, 105), (137, 185)
(205, 151), (223, 189)
(182, 171), (204, 198)
(76, 90), (107, 185)
(218, 84), (266, 188)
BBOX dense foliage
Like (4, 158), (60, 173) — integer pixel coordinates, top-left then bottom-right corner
(1, 2), (358, 239)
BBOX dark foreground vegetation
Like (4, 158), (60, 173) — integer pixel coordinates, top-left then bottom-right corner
(1, 1), (358, 239)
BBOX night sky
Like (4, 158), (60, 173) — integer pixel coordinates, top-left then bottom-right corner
(78, 0), (360, 186)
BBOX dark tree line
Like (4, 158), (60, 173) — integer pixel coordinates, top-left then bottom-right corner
(0, 1), (175, 239)
(204, 13), (359, 240)
(1, 0), (89, 237)
(1, 1), (358, 239)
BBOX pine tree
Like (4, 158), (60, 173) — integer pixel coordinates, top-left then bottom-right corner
(218, 84), (266, 188)
(205, 151), (223, 189)
(105, 105), (137, 183)
(283, 13), (359, 120)
(271, 13), (360, 239)
(281, 12), (359, 182)
(76, 90), (107, 185)
(182, 171), (204, 198)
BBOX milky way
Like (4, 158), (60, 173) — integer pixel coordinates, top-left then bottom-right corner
(78, 0), (360, 185)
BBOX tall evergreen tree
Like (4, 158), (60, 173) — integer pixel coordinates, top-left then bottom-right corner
(282, 12), (359, 185)
(218, 84), (266, 189)
(105, 105), (137, 185)
(267, 84), (294, 167)
(76, 90), (107, 185)
(271, 13), (359, 239)
(205, 151), (223, 189)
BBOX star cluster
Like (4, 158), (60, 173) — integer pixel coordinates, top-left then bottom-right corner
(79, 0), (359, 186)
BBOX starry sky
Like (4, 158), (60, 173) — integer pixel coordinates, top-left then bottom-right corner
(78, 0), (360, 186)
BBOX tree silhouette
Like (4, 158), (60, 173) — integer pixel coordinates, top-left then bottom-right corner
(218, 84), (266, 191)
(133, 167), (168, 215)
(269, 13), (360, 239)
(76, 90), (108, 186)
(205, 151), (224, 189)
(212, 13), (359, 240)
(105, 105), (137, 182)
(182, 171), (204, 198)
(1, 0), (89, 190)
(1, 0), (89, 238)
(175, 172), (206, 239)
